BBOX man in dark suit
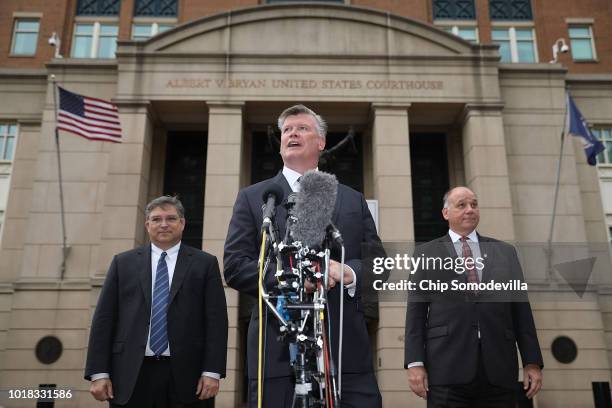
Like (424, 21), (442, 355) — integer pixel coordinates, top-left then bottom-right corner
(224, 105), (383, 407)
(405, 186), (543, 407)
(85, 196), (228, 407)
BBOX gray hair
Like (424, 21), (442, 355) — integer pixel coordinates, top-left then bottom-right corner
(277, 104), (327, 138)
(442, 190), (450, 209)
(145, 195), (185, 219)
(442, 187), (477, 209)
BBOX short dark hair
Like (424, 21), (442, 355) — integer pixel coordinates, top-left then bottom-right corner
(145, 196), (185, 219)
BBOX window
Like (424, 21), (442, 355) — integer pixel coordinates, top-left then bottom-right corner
(135, 0), (178, 17)
(489, 0), (532, 20)
(433, 0), (476, 20)
(440, 25), (478, 43)
(593, 128), (612, 165)
(0, 124), (17, 161)
(492, 27), (537, 63)
(569, 26), (596, 61)
(71, 22), (118, 58)
(11, 19), (40, 56)
(132, 22), (175, 40)
(77, 0), (120, 16)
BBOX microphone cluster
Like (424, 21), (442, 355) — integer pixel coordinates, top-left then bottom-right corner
(259, 170), (344, 408)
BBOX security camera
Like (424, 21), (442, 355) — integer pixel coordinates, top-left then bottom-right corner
(48, 32), (63, 58)
(48, 32), (58, 46)
(549, 38), (569, 63)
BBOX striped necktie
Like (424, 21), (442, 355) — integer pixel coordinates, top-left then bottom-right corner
(150, 251), (169, 355)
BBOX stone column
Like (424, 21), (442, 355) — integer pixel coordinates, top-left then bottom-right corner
(0, 118), (41, 389)
(0, 119), (41, 282)
(370, 104), (420, 407)
(461, 104), (515, 241)
(96, 102), (155, 276)
(202, 102), (244, 407)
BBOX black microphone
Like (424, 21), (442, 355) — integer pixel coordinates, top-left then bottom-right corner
(261, 183), (285, 230)
(283, 193), (299, 244)
(291, 170), (338, 248)
(326, 223), (344, 246)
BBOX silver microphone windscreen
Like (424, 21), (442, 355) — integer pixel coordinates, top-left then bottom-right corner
(291, 170), (338, 248)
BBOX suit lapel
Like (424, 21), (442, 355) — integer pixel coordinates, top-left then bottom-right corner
(170, 244), (193, 304)
(440, 234), (458, 259)
(274, 171), (293, 237)
(331, 184), (343, 225)
(138, 245), (153, 310)
(477, 234), (491, 282)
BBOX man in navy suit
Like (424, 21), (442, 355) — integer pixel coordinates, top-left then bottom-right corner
(85, 196), (228, 407)
(405, 186), (543, 407)
(224, 105), (383, 407)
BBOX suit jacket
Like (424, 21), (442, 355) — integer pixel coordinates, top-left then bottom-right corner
(84, 244), (228, 405)
(404, 234), (543, 390)
(224, 171), (383, 379)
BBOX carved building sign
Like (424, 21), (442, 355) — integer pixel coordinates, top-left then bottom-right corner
(165, 78), (444, 91)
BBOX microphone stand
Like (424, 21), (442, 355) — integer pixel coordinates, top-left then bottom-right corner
(257, 205), (287, 408)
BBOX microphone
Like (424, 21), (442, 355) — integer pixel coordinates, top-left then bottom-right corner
(291, 170), (338, 248)
(261, 183), (285, 230)
(326, 223), (344, 246)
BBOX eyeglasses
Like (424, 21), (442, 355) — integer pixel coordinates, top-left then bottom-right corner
(148, 216), (182, 225)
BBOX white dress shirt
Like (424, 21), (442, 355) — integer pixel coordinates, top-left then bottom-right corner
(90, 242), (220, 381)
(282, 166), (357, 296)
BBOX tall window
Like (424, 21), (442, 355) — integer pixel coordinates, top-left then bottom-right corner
(569, 26), (596, 61)
(433, 0), (476, 20)
(132, 22), (175, 40)
(73, 0), (119, 58)
(135, 0), (178, 17)
(489, 0), (532, 20)
(11, 19), (40, 56)
(71, 22), (118, 58)
(593, 127), (612, 165)
(492, 27), (537, 63)
(0, 124), (17, 161)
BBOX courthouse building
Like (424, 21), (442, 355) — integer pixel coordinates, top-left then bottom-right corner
(1, 0), (612, 407)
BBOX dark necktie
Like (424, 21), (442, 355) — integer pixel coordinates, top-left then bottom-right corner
(150, 251), (169, 355)
(460, 237), (479, 284)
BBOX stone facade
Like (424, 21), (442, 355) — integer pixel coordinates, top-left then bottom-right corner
(0, 3), (611, 408)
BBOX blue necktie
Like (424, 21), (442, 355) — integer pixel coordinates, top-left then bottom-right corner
(150, 251), (169, 355)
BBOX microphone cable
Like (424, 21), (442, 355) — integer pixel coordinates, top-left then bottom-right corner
(257, 230), (267, 408)
(338, 245), (345, 399)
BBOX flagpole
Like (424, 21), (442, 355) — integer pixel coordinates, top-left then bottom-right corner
(546, 89), (569, 281)
(51, 75), (69, 279)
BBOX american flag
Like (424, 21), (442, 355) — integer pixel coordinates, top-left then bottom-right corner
(58, 87), (122, 143)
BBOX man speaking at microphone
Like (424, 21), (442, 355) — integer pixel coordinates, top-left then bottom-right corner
(224, 105), (383, 407)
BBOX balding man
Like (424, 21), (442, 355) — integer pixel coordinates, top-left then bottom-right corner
(404, 187), (543, 407)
